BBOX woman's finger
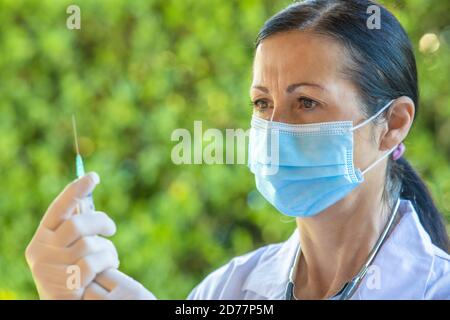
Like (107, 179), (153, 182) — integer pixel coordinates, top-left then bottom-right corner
(76, 250), (119, 288)
(94, 268), (128, 292)
(54, 211), (116, 247)
(65, 236), (118, 264)
(83, 281), (110, 300)
(41, 172), (100, 231)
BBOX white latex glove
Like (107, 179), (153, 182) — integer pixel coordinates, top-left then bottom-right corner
(84, 269), (157, 300)
(25, 172), (120, 299)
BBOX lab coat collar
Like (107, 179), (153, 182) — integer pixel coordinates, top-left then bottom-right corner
(242, 199), (435, 299)
(355, 199), (435, 299)
(242, 229), (300, 299)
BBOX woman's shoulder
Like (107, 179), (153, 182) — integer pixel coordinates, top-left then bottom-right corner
(394, 199), (450, 299)
(187, 232), (298, 300)
(424, 244), (450, 299)
(186, 244), (280, 300)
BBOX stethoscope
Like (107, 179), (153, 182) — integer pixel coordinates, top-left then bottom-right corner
(285, 198), (401, 300)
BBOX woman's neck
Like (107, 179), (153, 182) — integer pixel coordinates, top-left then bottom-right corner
(293, 187), (391, 300)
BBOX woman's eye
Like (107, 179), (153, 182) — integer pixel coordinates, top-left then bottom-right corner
(298, 97), (319, 110)
(251, 99), (270, 112)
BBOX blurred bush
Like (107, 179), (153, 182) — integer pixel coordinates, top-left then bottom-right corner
(0, 0), (448, 299)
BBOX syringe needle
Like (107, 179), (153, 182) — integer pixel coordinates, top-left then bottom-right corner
(71, 114), (93, 214)
(71, 114), (85, 178)
(72, 114), (80, 155)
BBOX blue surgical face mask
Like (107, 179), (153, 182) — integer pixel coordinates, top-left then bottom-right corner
(248, 100), (397, 218)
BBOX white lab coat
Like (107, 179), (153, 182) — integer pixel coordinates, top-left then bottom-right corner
(187, 199), (450, 299)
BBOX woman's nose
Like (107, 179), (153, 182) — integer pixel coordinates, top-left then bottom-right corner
(270, 104), (296, 124)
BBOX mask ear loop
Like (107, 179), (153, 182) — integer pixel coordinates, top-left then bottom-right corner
(361, 144), (398, 175)
(349, 99), (397, 175)
(351, 99), (395, 131)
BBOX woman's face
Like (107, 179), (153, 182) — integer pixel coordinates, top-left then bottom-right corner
(250, 30), (383, 173)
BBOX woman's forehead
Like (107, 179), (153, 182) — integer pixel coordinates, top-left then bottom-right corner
(252, 31), (346, 86)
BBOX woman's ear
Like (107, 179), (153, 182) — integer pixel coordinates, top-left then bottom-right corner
(379, 96), (415, 151)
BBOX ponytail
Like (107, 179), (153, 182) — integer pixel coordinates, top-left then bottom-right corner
(395, 157), (450, 253)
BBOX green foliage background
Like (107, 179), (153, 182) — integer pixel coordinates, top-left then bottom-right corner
(0, 0), (449, 299)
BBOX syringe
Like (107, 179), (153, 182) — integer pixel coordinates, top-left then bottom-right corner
(72, 114), (95, 213)
(72, 115), (109, 292)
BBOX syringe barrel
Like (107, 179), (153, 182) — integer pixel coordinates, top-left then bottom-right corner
(77, 192), (95, 213)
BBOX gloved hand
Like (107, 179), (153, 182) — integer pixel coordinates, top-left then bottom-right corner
(84, 269), (157, 300)
(25, 172), (120, 299)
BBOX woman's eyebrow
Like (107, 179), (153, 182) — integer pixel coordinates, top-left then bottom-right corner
(286, 82), (325, 93)
(251, 82), (326, 93)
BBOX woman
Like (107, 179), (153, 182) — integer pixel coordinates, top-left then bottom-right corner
(26, 0), (450, 300)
